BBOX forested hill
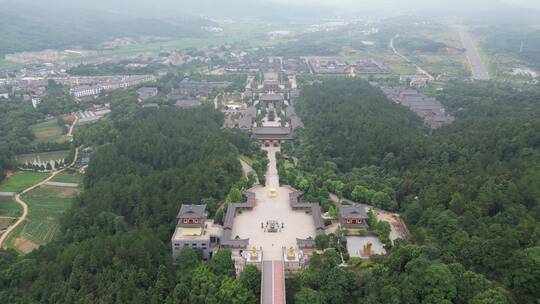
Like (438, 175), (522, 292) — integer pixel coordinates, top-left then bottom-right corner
(0, 106), (261, 302)
(0, 5), (210, 55)
(284, 79), (540, 303)
(295, 78), (427, 171)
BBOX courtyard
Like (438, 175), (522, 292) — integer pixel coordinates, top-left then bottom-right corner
(230, 147), (317, 260)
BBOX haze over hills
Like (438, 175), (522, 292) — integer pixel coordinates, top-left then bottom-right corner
(1, 0), (540, 56)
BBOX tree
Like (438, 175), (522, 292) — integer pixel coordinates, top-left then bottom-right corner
(315, 234), (330, 250)
(190, 266), (219, 304)
(421, 263), (457, 303)
(295, 288), (322, 304)
(176, 247), (201, 270)
(351, 185), (369, 202)
(470, 288), (509, 304)
(217, 277), (257, 304)
(510, 246), (540, 301)
(239, 264), (261, 298)
(226, 187), (242, 204)
(210, 249), (235, 277)
(214, 208), (224, 225)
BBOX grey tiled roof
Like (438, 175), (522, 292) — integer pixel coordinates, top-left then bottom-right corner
(340, 203), (368, 219)
(177, 204), (206, 219)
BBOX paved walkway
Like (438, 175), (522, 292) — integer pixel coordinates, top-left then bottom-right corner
(261, 260), (286, 304)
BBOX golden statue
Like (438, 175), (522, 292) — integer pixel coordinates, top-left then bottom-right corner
(250, 246), (258, 259)
(287, 246), (295, 260)
(363, 242), (372, 257)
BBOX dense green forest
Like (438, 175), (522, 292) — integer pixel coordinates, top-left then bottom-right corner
(282, 78), (540, 303)
(0, 95), (263, 302)
(477, 27), (540, 68)
(0, 98), (43, 181)
(395, 36), (449, 53)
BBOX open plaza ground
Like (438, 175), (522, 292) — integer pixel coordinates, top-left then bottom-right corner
(231, 147), (317, 261)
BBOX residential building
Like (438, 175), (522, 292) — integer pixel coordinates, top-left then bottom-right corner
(70, 85), (102, 98)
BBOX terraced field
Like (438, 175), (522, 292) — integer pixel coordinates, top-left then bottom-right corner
(6, 186), (78, 253)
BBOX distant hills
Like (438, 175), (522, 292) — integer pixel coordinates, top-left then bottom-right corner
(0, 1), (212, 56)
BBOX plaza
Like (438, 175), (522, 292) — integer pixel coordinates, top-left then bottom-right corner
(230, 147), (317, 260)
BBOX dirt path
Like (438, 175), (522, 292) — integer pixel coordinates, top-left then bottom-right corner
(390, 35), (435, 81)
(66, 116), (79, 141)
(0, 147), (80, 249)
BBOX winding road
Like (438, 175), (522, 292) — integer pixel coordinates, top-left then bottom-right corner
(0, 147), (80, 249)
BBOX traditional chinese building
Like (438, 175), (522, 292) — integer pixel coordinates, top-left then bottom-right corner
(339, 203), (369, 229)
(171, 204), (222, 260)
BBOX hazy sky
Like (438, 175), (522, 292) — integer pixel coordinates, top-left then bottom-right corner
(268, 0), (540, 10)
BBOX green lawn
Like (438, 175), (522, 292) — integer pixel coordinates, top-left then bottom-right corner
(50, 170), (84, 185)
(0, 199), (22, 217)
(0, 172), (50, 193)
(0, 200), (21, 232)
(30, 119), (67, 143)
(6, 186), (78, 251)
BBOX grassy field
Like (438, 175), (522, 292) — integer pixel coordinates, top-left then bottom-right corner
(411, 53), (470, 78)
(6, 185), (78, 252)
(0, 172), (50, 193)
(30, 119), (67, 143)
(0, 200), (21, 232)
(50, 170), (84, 184)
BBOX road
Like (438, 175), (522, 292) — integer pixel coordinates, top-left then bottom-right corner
(457, 27), (490, 80)
(0, 147), (80, 249)
(390, 35), (435, 81)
